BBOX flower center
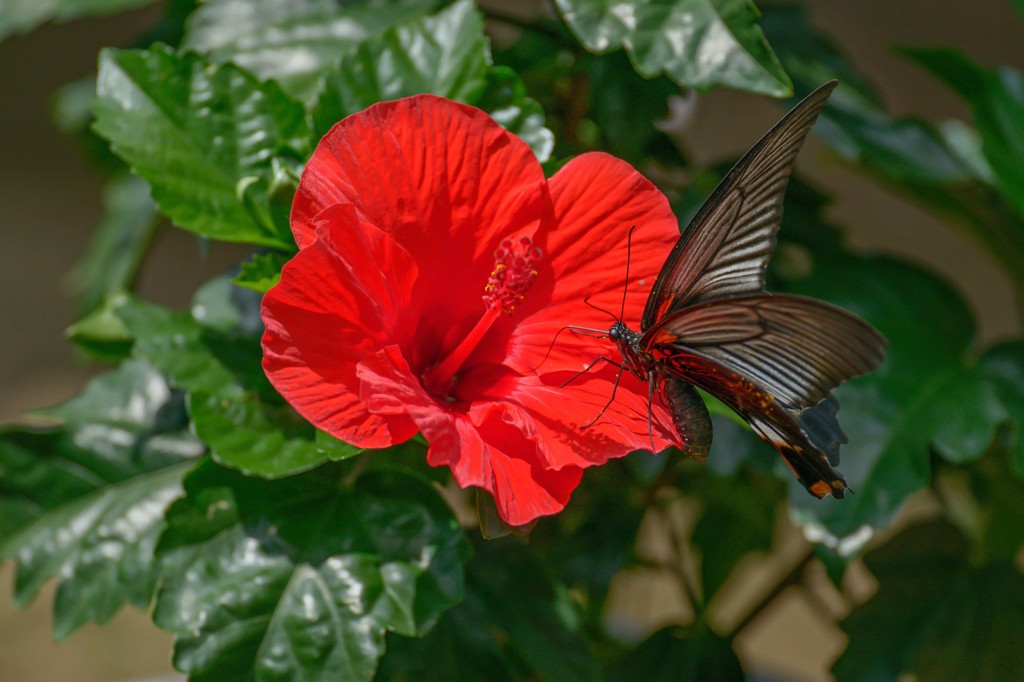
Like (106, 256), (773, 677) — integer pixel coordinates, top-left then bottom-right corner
(484, 237), (543, 314)
(423, 236), (542, 394)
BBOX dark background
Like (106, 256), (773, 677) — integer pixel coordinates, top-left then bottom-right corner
(0, 1), (1021, 679)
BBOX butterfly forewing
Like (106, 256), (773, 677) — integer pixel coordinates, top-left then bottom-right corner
(641, 81), (837, 329)
(579, 81), (888, 499)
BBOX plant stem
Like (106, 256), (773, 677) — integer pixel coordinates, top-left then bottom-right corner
(727, 549), (816, 638)
(662, 503), (704, 615)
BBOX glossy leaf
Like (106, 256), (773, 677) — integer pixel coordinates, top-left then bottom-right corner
(777, 200), (1024, 551)
(476, 67), (555, 163)
(189, 392), (362, 477)
(94, 45), (312, 248)
(0, 361), (203, 638)
(761, 4), (1024, 281)
(112, 281), (269, 402)
(313, 0), (487, 131)
(905, 48), (1024, 224)
(789, 290), (1024, 554)
(0, 0), (154, 41)
(183, 0), (441, 103)
(834, 520), (1024, 681)
(761, 5), (966, 184)
(378, 539), (599, 682)
(553, 0), (792, 96)
(312, 0), (554, 161)
(67, 174), (158, 315)
(154, 462), (468, 682)
(116, 297), (256, 401)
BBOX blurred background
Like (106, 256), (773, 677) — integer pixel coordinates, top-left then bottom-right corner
(0, 0), (1021, 680)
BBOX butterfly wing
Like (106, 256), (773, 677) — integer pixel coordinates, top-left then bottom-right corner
(646, 294), (886, 497)
(642, 81), (836, 330)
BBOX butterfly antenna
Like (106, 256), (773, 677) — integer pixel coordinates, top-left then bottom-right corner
(619, 225), (637, 322)
(583, 296), (619, 322)
(529, 325), (610, 372)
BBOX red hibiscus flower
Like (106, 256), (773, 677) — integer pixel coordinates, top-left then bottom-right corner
(261, 95), (682, 526)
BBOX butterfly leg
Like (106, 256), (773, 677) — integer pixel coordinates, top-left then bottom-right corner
(646, 374), (658, 452)
(579, 361), (627, 429)
(558, 355), (623, 389)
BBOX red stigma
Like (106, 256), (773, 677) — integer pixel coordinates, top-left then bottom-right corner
(483, 236), (542, 314)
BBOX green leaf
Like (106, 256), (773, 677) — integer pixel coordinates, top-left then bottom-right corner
(313, 0), (487, 131)
(760, 5), (967, 184)
(834, 520), (1024, 681)
(904, 48), (1024, 224)
(183, 0), (441, 103)
(189, 392), (362, 477)
(608, 625), (743, 682)
(379, 539), (598, 682)
(93, 45), (312, 248)
(112, 281), (269, 401)
(553, 0), (792, 96)
(0, 0), (155, 41)
(66, 292), (136, 362)
(312, 0), (554, 161)
(777, 203), (1024, 552)
(154, 461), (468, 682)
(189, 275), (264, 336)
(476, 67), (555, 162)
(233, 251), (289, 293)
(761, 4), (1024, 283)
(0, 361), (203, 638)
(66, 174), (158, 315)
(116, 297), (258, 401)
(975, 342), (1024, 472)
(579, 50), (683, 164)
(775, 200), (975, 546)
(683, 431), (784, 602)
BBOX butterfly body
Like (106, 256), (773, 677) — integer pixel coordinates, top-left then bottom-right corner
(600, 81), (887, 499)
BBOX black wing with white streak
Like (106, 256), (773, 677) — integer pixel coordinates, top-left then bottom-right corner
(645, 293), (887, 412)
(641, 81), (837, 329)
(643, 293), (886, 498)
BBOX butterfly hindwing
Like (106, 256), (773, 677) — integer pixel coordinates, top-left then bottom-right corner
(645, 294), (887, 412)
(641, 81), (837, 329)
(659, 348), (850, 498)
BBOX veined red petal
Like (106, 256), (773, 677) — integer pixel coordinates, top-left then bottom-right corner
(458, 363), (679, 469)
(293, 95), (553, 372)
(261, 207), (419, 447)
(476, 152), (681, 375)
(357, 346), (583, 526)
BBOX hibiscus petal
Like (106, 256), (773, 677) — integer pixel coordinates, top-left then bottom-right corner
(293, 95), (553, 362)
(357, 346), (583, 526)
(261, 208), (419, 447)
(481, 152), (681, 375)
(463, 364), (679, 470)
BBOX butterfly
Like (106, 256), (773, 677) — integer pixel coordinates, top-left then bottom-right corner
(593, 81), (887, 498)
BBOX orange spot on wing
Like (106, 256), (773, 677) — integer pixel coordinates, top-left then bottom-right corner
(809, 480), (833, 498)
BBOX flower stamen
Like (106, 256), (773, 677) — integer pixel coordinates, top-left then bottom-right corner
(483, 236), (542, 314)
(424, 236), (543, 394)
